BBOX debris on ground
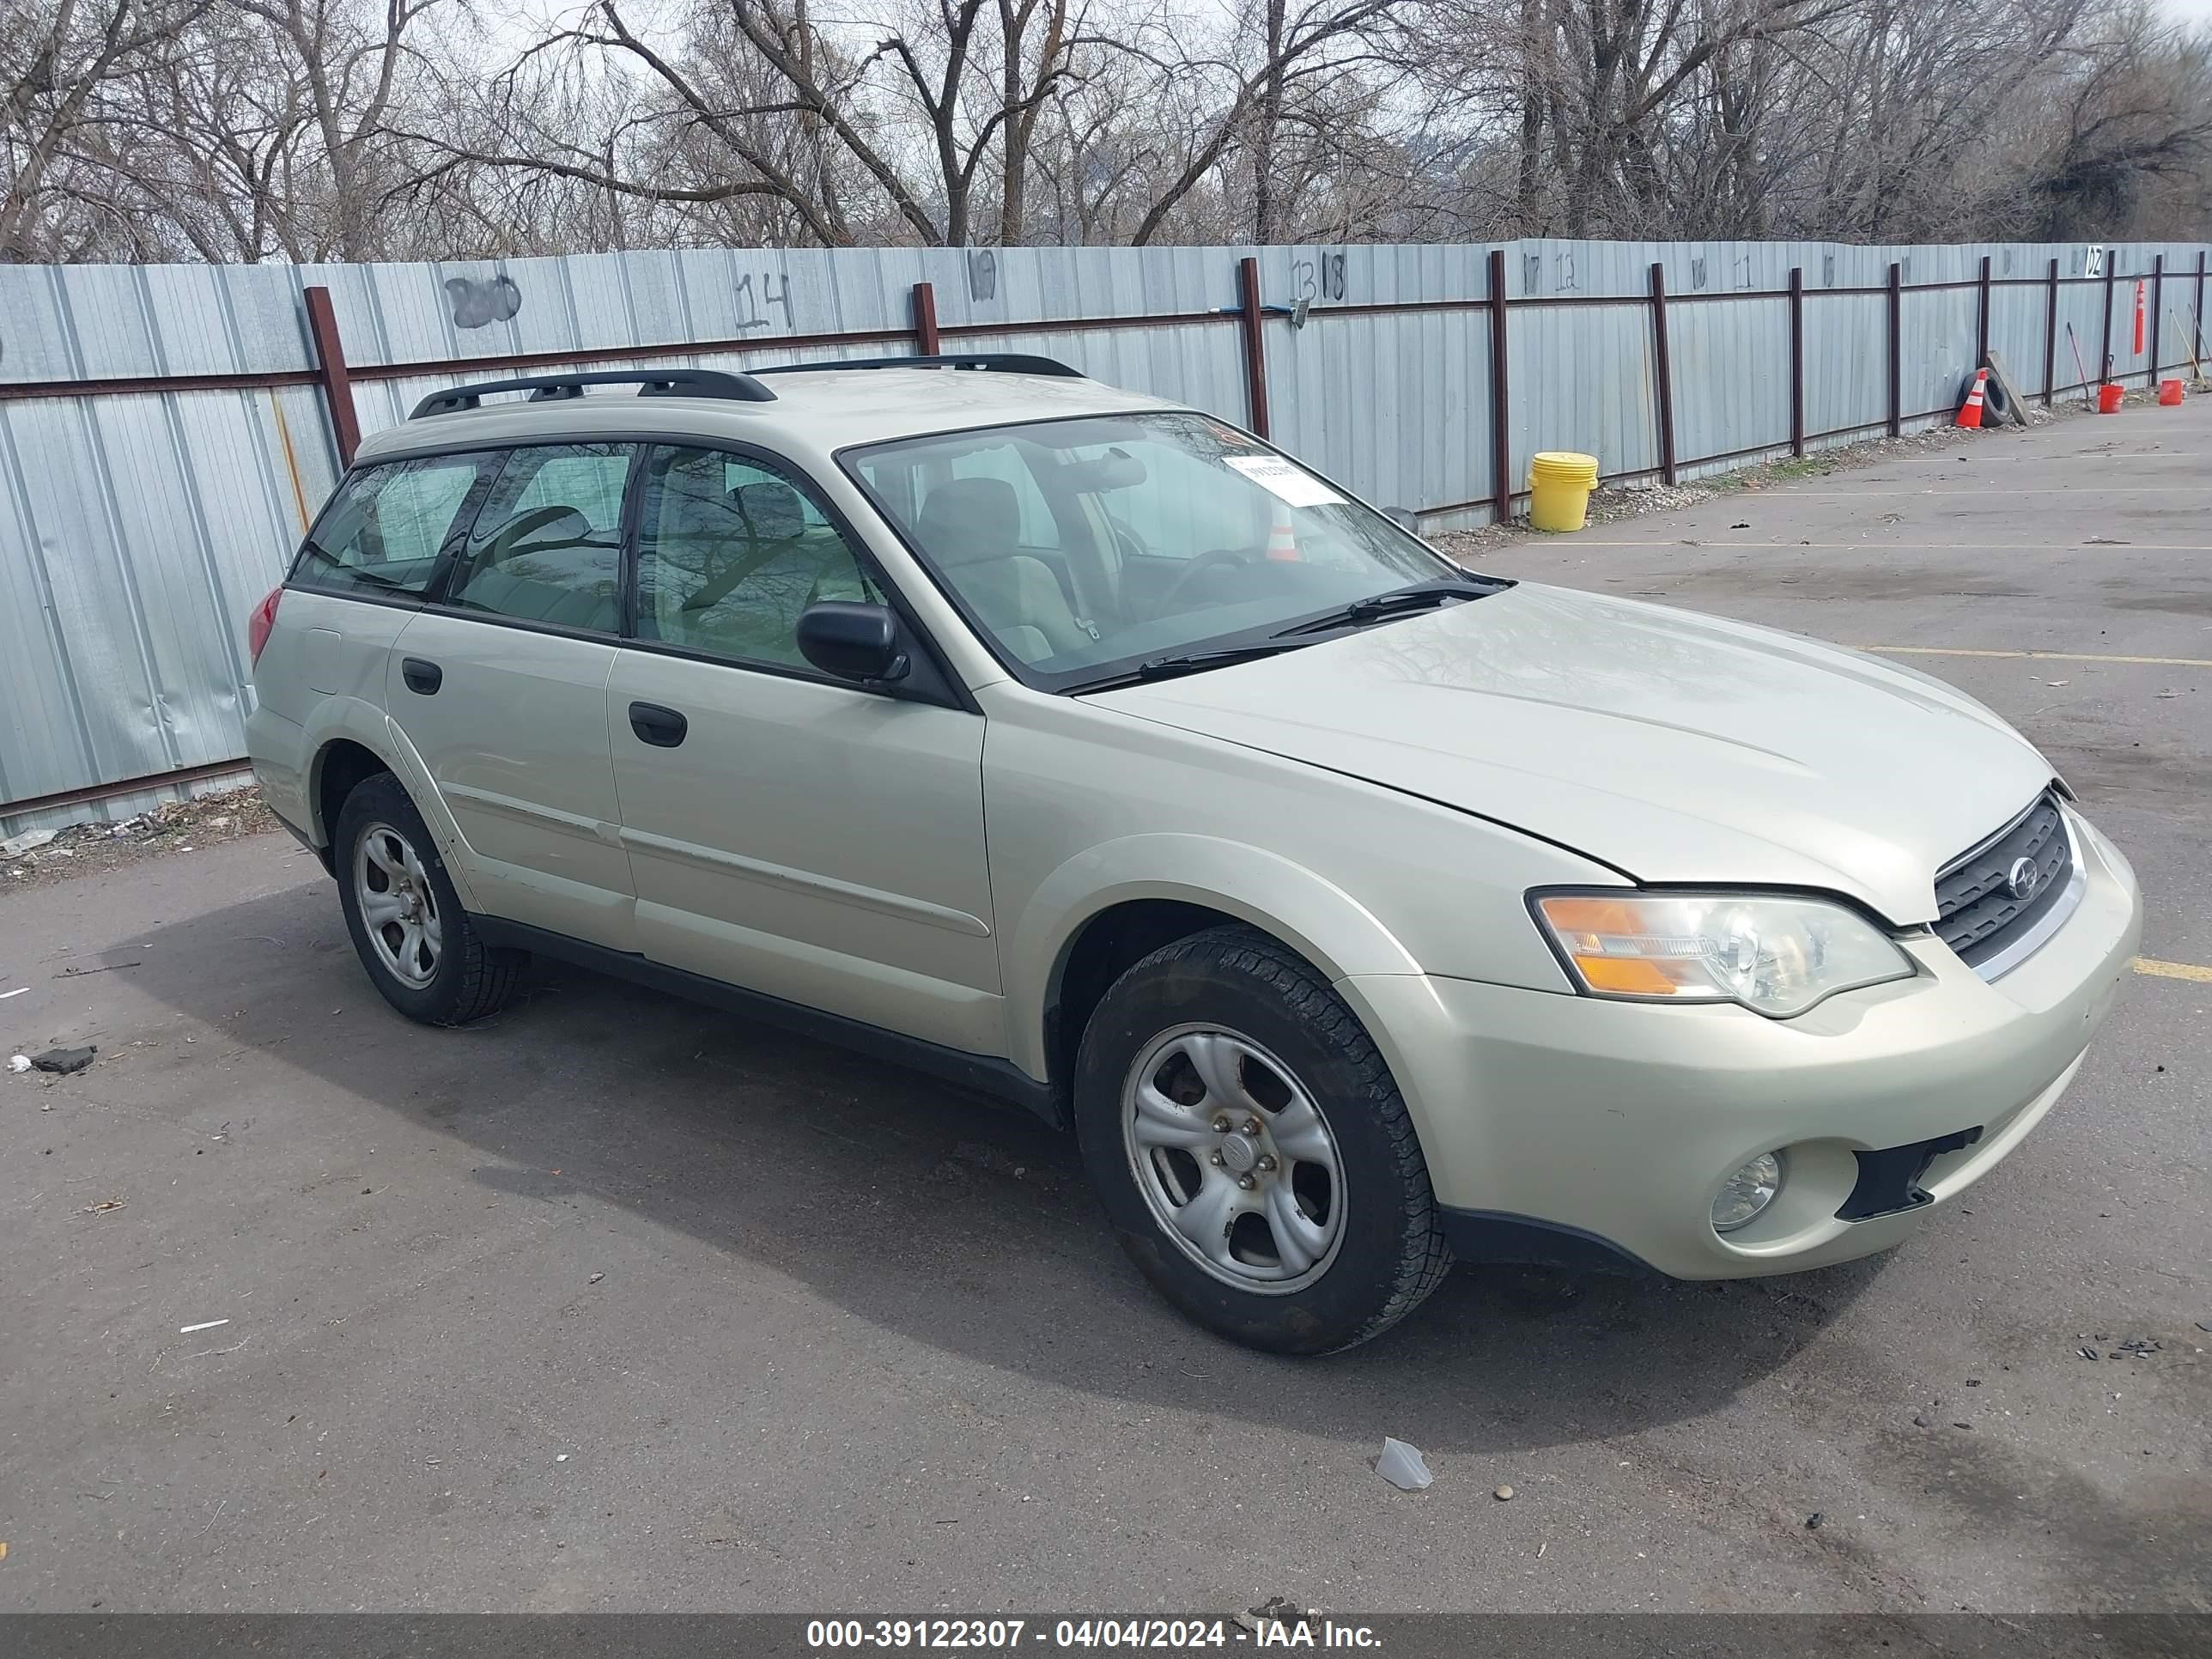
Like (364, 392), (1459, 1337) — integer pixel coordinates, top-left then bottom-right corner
(8, 1054), (30, 1073)
(1493, 1484), (1515, 1501)
(587, 1273), (605, 1285)
(1, 987), (25, 1000)
(1374, 1437), (1433, 1491)
(1805, 1513), (1826, 1530)
(30, 1046), (96, 1075)
(1, 786), (277, 890)
(2113, 1338), (2163, 1358)
(78, 1196), (125, 1215)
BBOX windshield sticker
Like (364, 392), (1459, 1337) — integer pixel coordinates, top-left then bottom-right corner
(1224, 454), (1344, 507)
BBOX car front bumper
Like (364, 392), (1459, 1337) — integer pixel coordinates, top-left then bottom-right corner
(1342, 808), (2142, 1280)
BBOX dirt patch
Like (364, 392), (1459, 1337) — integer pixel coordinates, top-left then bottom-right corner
(2, 786), (283, 894)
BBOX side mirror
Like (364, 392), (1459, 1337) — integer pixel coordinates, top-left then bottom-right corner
(1383, 506), (1420, 533)
(797, 601), (910, 684)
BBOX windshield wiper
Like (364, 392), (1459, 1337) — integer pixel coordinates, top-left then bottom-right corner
(1071, 641), (1309, 692)
(297, 539), (407, 591)
(1271, 577), (1492, 638)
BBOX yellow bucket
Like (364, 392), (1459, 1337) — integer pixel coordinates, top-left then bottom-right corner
(1528, 451), (1600, 532)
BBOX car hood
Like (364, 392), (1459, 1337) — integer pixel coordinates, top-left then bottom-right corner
(1089, 583), (2054, 923)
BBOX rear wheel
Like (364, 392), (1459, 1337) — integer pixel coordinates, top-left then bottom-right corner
(1073, 926), (1451, 1353)
(333, 773), (522, 1025)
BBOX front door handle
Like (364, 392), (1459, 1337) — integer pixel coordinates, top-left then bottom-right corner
(401, 657), (441, 695)
(629, 701), (688, 748)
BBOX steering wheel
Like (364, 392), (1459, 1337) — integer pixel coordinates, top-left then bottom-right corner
(1156, 547), (1255, 610)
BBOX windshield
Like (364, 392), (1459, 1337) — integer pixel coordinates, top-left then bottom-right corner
(844, 412), (1483, 690)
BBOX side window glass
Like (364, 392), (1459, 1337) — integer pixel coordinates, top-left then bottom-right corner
(634, 447), (881, 669)
(293, 454), (487, 596)
(445, 444), (632, 633)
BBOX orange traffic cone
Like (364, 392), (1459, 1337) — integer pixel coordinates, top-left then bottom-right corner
(1955, 368), (1989, 429)
(1264, 502), (1300, 561)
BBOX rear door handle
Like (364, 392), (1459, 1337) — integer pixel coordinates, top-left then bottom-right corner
(401, 657), (441, 695)
(629, 701), (688, 748)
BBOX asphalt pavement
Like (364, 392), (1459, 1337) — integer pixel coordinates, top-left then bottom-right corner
(2, 398), (2206, 1614)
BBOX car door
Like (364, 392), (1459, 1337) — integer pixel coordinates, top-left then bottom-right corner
(386, 441), (641, 953)
(605, 442), (1000, 1056)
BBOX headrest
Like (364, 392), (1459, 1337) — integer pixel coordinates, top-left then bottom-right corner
(736, 479), (804, 541)
(917, 477), (1019, 565)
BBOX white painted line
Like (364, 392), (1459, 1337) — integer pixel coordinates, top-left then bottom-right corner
(178, 1319), (229, 1334)
(1556, 541), (2212, 552)
(1866, 647), (2212, 668)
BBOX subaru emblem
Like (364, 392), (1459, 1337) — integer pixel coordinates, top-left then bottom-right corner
(2005, 856), (2040, 901)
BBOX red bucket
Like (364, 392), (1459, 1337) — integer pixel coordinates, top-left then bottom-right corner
(2160, 378), (2184, 406)
(2097, 383), (2124, 414)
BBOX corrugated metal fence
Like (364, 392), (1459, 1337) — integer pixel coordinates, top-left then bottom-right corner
(4, 236), (2208, 834)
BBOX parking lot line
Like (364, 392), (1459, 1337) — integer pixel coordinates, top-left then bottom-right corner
(2134, 956), (2212, 982)
(1864, 646), (2212, 668)
(1565, 541), (2212, 551)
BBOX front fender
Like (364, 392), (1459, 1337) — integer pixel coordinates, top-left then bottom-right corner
(1004, 832), (1426, 1080)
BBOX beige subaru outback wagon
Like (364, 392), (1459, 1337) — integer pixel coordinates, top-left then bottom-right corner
(246, 356), (2142, 1353)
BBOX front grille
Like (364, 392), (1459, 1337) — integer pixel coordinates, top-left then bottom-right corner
(1934, 792), (2074, 970)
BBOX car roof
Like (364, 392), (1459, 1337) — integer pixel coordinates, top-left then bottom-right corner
(355, 365), (1185, 467)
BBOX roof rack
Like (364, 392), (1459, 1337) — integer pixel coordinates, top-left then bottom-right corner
(749, 353), (1085, 379)
(410, 368), (775, 419)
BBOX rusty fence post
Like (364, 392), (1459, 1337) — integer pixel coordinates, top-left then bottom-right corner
(2150, 254), (2164, 382)
(1649, 261), (1678, 486)
(2100, 256), (2117, 382)
(1976, 253), (1991, 368)
(1886, 262), (1903, 438)
(911, 282), (941, 356)
(2042, 258), (2059, 406)
(303, 285), (361, 469)
(1788, 266), (1805, 459)
(1236, 256), (1271, 438)
(1487, 247), (1512, 523)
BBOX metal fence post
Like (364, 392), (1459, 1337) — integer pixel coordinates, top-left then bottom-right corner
(911, 282), (941, 355)
(1788, 267), (1805, 459)
(2042, 258), (2059, 406)
(303, 285), (361, 469)
(1237, 256), (1271, 439)
(1649, 261), (1677, 486)
(1488, 247), (1512, 523)
(2100, 256), (2117, 382)
(1976, 254), (1991, 368)
(2150, 255), (2164, 381)
(2197, 251), (2207, 362)
(1886, 263), (1902, 438)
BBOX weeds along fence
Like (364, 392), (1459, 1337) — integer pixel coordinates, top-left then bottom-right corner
(3, 235), (2209, 834)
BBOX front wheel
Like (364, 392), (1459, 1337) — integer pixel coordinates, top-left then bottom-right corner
(1072, 927), (1451, 1354)
(333, 773), (523, 1025)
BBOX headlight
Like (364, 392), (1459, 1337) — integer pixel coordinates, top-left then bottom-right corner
(1531, 890), (1913, 1018)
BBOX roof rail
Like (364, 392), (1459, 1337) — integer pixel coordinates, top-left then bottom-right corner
(750, 353), (1085, 380)
(410, 368), (776, 419)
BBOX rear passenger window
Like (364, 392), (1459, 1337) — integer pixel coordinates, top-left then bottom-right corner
(633, 446), (881, 669)
(444, 444), (633, 633)
(295, 455), (487, 596)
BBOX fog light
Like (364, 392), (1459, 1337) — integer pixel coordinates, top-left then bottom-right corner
(1713, 1152), (1784, 1233)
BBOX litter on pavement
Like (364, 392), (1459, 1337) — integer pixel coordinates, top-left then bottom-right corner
(1374, 1437), (1433, 1491)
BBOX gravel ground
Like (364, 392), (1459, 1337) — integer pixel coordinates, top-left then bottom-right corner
(3, 788), (281, 890)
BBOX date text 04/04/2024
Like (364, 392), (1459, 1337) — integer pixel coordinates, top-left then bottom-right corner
(805, 1619), (1385, 1650)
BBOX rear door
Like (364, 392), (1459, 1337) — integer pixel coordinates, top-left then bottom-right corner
(605, 443), (1000, 1055)
(386, 441), (641, 951)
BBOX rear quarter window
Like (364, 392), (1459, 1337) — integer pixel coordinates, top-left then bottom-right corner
(293, 455), (490, 597)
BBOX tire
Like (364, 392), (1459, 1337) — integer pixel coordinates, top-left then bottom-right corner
(1072, 926), (1452, 1354)
(1978, 368), (2015, 426)
(333, 772), (524, 1025)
